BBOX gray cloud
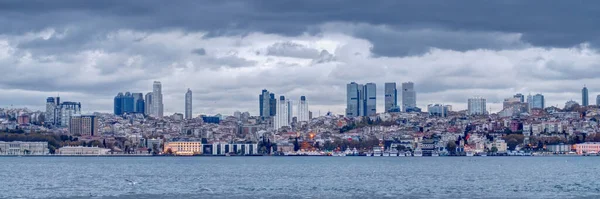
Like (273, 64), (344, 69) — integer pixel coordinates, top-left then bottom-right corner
(191, 48), (206, 55)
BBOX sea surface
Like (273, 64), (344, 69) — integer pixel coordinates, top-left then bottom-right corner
(1, 156), (600, 199)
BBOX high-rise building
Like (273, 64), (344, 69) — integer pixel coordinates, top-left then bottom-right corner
(152, 81), (164, 117)
(287, 100), (294, 123)
(297, 96), (309, 122)
(345, 82), (376, 117)
(467, 97), (486, 115)
(58, 101), (81, 127)
(132, 93), (144, 113)
(114, 93), (123, 115)
(185, 89), (192, 119)
(122, 92), (135, 114)
(514, 93), (525, 103)
(144, 92), (153, 115)
(532, 94), (545, 109)
(384, 82), (397, 112)
(582, 86), (589, 106)
(269, 93), (276, 117)
(259, 89), (271, 118)
(274, 96), (289, 130)
(526, 94), (533, 112)
(69, 115), (99, 136)
(427, 104), (449, 117)
(45, 97), (58, 125)
(597, 95), (600, 106)
(402, 82), (417, 112)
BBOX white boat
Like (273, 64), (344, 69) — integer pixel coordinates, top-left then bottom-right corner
(431, 151), (439, 157)
(466, 151), (474, 157)
(389, 150), (399, 157)
(413, 149), (423, 157)
(373, 147), (383, 156)
(404, 151), (411, 157)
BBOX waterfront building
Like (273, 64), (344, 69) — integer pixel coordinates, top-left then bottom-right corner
(212, 143), (258, 156)
(57, 146), (110, 155)
(185, 89), (192, 119)
(69, 115), (99, 136)
(345, 82), (376, 117)
(384, 82), (398, 112)
(274, 96), (289, 130)
(164, 142), (203, 155)
(582, 86), (589, 106)
(575, 142), (600, 155)
(152, 81), (164, 117)
(163, 142), (258, 156)
(144, 92), (153, 116)
(297, 96), (309, 122)
(532, 94), (545, 109)
(0, 141), (49, 155)
(402, 82), (416, 112)
(467, 97), (486, 115)
(547, 144), (572, 153)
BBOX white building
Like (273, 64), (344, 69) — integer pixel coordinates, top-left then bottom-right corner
(0, 141), (49, 155)
(468, 97), (487, 115)
(185, 88), (192, 119)
(57, 146), (110, 155)
(152, 81), (164, 117)
(274, 96), (289, 130)
(145, 92), (153, 116)
(297, 96), (309, 122)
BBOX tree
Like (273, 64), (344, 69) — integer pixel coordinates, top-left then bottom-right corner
(446, 141), (457, 154)
(491, 146), (498, 153)
(503, 134), (524, 151)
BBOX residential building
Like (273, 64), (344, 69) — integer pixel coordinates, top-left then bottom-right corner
(402, 82), (417, 112)
(384, 82), (397, 112)
(514, 93), (524, 103)
(57, 146), (110, 155)
(58, 101), (81, 127)
(274, 96), (289, 130)
(152, 81), (164, 117)
(185, 89), (192, 119)
(582, 86), (589, 106)
(45, 97), (58, 125)
(0, 141), (49, 155)
(468, 97), (486, 115)
(427, 104), (449, 117)
(575, 142), (600, 155)
(69, 115), (99, 136)
(297, 96), (309, 122)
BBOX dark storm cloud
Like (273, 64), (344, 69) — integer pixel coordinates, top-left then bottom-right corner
(191, 48), (206, 56)
(2, 0), (600, 57)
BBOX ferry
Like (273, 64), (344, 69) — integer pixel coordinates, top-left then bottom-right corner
(413, 149), (423, 157)
(373, 147), (383, 156)
(465, 151), (474, 157)
(431, 151), (440, 157)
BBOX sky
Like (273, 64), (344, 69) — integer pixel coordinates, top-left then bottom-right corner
(1, 1), (600, 116)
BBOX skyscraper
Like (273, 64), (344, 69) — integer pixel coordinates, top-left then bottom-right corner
(185, 89), (192, 119)
(144, 92), (153, 116)
(467, 97), (486, 115)
(69, 115), (99, 136)
(274, 96), (289, 130)
(45, 97), (58, 125)
(514, 93), (524, 103)
(297, 96), (309, 122)
(114, 93), (123, 115)
(287, 100), (294, 123)
(582, 86), (589, 106)
(384, 82), (397, 112)
(526, 93), (533, 112)
(269, 93), (276, 117)
(152, 81), (164, 117)
(259, 89), (271, 118)
(597, 95), (600, 106)
(58, 101), (81, 127)
(532, 94), (545, 109)
(346, 82), (377, 117)
(132, 93), (144, 113)
(402, 82), (417, 112)
(122, 92), (135, 114)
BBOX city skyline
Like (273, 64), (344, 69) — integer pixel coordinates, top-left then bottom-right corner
(3, 2), (600, 116)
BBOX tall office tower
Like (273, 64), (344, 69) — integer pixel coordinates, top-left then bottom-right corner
(526, 94), (533, 112)
(259, 89), (271, 118)
(45, 97), (58, 125)
(467, 97), (486, 115)
(144, 92), (153, 116)
(69, 115), (99, 136)
(152, 81), (164, 117)
(122, 92), (135, 114)
(582, 86), (589, 106)
(346, 82), (377, 117)
(364, 83), (376, 116)
(274, 96), (289, 130)
(532, 94), (545, 109)
(514, 93), (525, 103)
(136, 97), (145, 114)
(58, 101), (81, 127)
(185, 89), (192, 119)
(384, 82), (397, 112)
(402, 82), (417, 112)
(114, 93), (123, 115)
(346, 82), (361, 117)
(297, 96), (309, 122)
(269, 93), (276, 117)
(132, 93), (144, 113)
(287, 100), (294, 123)
(597, 95), (600, 106)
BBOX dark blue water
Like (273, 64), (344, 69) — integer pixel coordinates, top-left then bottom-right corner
(1, 157), (599, 199)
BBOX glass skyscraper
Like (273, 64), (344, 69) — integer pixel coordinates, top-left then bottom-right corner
(346, 82), (376, 117)
(402, 82), (417, 112)
(384, 82), (397, 112)
(582, 86), (589, 106)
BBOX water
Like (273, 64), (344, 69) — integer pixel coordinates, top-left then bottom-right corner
(1, 156), (600, 199)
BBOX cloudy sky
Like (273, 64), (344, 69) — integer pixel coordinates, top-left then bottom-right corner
(1, 1), (600, 116)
